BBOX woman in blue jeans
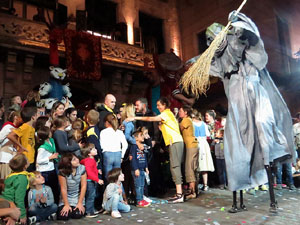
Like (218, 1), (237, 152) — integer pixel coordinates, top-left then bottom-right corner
(102, 168), (130, 218)
(100, 113), (128, 179)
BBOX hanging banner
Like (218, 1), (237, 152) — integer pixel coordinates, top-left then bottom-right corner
(64, 30), (102, 80)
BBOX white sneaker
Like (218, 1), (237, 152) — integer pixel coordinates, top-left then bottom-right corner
(143, 195), (152, 203)
(28, 216), (37, 225)
(111, 210), (122, 219)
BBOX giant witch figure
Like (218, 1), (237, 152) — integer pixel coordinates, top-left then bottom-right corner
(186, 11), (295, 212)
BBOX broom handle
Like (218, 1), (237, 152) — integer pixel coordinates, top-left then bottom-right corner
(235, 0), (247, 15)
(225, 0), (247, 29)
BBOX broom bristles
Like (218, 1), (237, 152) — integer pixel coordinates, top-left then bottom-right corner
(180, 22), (231, 98)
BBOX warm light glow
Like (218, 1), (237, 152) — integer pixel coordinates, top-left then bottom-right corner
(172, 38), (180, 57)
(87, 30), (111, 39)
(127, 23), (134, 45)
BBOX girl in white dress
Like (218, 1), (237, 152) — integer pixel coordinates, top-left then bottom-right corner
(192, 109), (214, 191)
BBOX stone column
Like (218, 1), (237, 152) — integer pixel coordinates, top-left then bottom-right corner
(163, 0), (182, 57)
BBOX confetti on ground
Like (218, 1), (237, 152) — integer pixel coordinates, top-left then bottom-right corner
(226, 216), (230, 219)
(242, 221), (247, 223)
(131, 214), (137, 216)
(213, 221), (220, 225)
(206, 211), (212, 214)
(220, 207), (225, 211)
(156, 209), (161, 212)
(137, 219), (143, 223)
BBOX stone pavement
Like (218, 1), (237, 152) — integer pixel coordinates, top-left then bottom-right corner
(46, 187), (300, 225)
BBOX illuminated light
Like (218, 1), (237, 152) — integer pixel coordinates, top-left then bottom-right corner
(127, 23), (134, 45)
(86, 30), (111, 39)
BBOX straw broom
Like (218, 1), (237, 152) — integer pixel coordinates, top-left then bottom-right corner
(180, 0), (247, 98)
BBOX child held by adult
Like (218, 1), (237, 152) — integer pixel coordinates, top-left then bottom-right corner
(27, 171), (58, 223)
(102, 168), (130, 218)
(52, 116), (82, 156)
(80, 143), (104, 218)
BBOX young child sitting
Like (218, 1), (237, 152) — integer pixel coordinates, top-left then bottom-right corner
(27, 171), (58, 224)
(80, 143), (104, 218)
(130, 129), (150, 207)
(0, 154), (30, 224)
(102, 168), (130, 218)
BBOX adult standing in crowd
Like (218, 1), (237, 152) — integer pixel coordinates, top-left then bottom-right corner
(135, 98), (159, 147)
(178, 105), (199, 199)
(127, 97), (185, 204)
(97, 94), (116, 131)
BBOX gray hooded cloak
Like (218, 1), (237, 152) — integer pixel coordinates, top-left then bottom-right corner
(209, 12), (295, 191)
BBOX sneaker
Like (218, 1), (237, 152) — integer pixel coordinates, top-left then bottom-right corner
(137, 200), (151, 208)
(111, 210), (122, 218)
(275, 184), (282, 190)
(102, 210), (110, 215)
(85, 213), (98, 218)
(95, 209), (105, 214)
(143, 195), (153, 203)
(281, 183), (287, 188)
(168, 194), (184, 204)
(28, 216), (37, 225)
(289, 184), (296, 190)
(203, 185), (209, 191)
(260, 185), (268, 191)
(185, 192), (196, 200)
(47, 213), (57, 221)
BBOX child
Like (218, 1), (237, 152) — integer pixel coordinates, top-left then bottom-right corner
(86, 110), (104, 210)
(80, 143), (104, 218)
(36, 126), (60, 203)
(0, 198), (20, 225)
(27, 171), (58, 223)
(57, 153), (86, 220)
(52, 116), (81, 156)
(212, 128), (226, 189)
(0, 111), (22, 179)
(102, 168), (130, 218)
(100, 113), (128, 179)
(130, 129), (150, 207)
(86, 109), (102, 175)
(7, 107), (39, 171)
(0, 154), (30, 224)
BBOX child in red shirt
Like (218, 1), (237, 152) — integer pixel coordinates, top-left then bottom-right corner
(80, 144), (104, 217)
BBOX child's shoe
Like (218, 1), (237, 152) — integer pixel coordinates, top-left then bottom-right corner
(203, 185), (209, 191)
(47, 213), (57, 221)
(111, 210), (122, 218)
(85, 213), (98, 218)
(143, 195), (152, 203)
(28, 216), (37, 225)
(137, 200), (150, 208)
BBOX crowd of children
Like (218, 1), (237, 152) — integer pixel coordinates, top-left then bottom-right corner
(0, 94), (299, 224)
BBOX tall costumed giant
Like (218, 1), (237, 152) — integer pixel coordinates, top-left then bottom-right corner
(180, 0), (295, 213)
